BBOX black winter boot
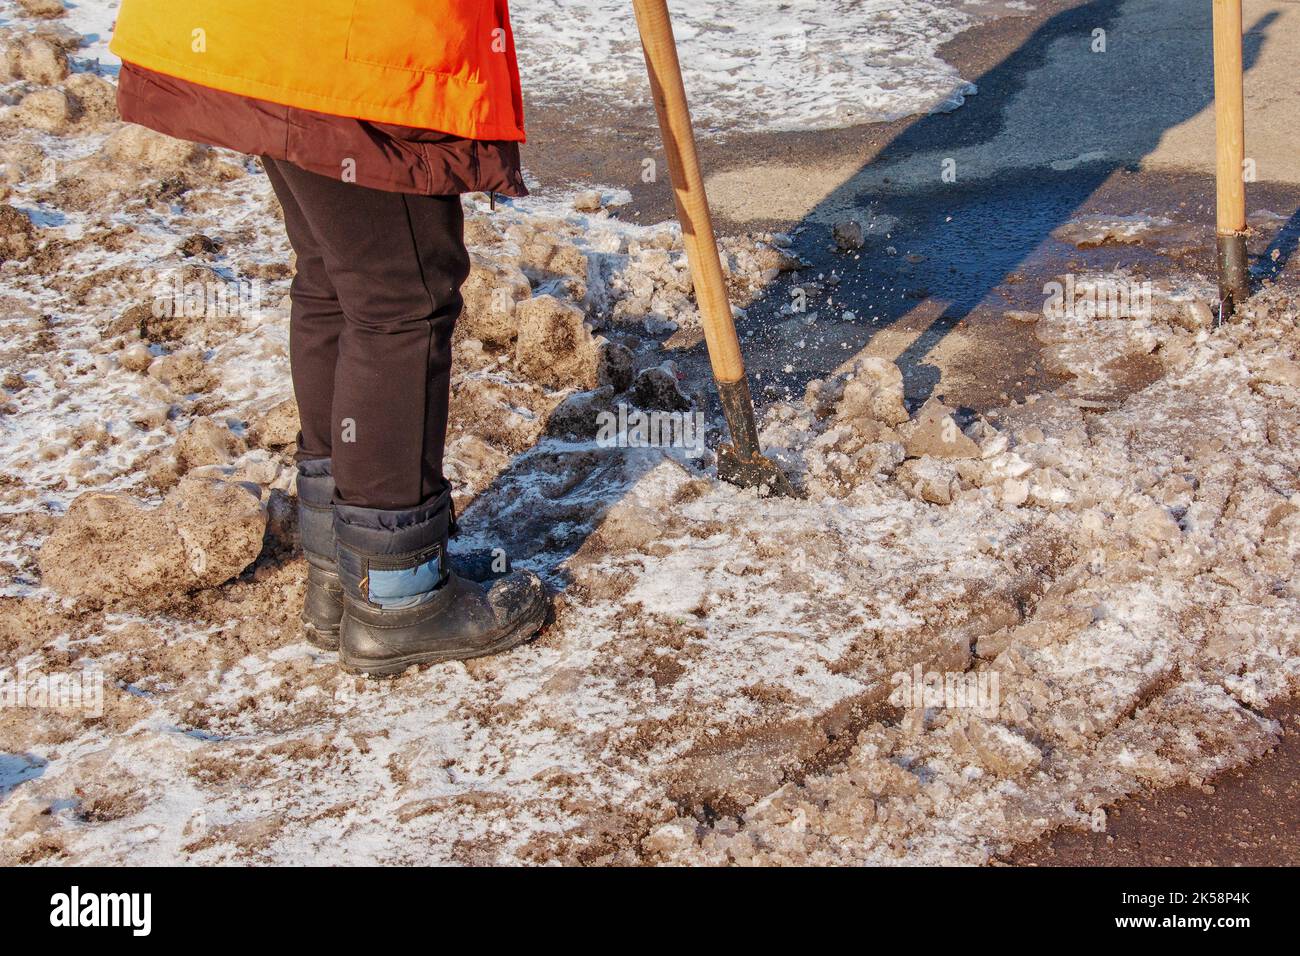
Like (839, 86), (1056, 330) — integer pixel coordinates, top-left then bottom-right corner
(334, 488), (548, 677)
(297, 459), (345, 649)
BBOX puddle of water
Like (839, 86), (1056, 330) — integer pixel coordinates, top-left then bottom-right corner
(0, 752), (48, 800)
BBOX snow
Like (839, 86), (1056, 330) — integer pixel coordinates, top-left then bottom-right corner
(510, 0), (996, 131)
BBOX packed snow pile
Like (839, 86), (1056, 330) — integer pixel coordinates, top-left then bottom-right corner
(508, 0), (997, 131)
(38, 476), (267, 604)
(1, 10), (1298, 865)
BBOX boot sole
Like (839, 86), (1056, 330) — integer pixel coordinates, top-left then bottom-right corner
(338, 604), (547, 678)
(302, 619), (341, 652)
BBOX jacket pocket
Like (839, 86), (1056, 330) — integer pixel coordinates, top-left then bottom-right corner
(344, 0), (486, 77)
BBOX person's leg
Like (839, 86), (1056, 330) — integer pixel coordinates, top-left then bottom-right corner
(265, 160), (465, 510)
(265, 160), (545, 674)
(263, 157), (344, 465)
(263, 157), (348, 648)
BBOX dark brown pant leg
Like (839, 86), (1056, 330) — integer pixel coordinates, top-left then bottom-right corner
(263, 157), (342, 466)
(265, 158), (468, 511)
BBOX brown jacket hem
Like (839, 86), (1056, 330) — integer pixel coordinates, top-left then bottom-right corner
(116, 62), (528, 198)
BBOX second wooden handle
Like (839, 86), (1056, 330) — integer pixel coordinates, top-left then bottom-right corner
(1213, 0), (1246, 236)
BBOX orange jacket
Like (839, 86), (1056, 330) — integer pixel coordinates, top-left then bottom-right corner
(109, 0), (525, 142)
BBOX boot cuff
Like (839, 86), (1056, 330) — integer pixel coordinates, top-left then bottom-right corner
(296, 458), (335, 509)
(334, 488), (451, 557)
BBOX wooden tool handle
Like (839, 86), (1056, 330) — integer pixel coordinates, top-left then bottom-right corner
(632, 0), (746, 384)
(1213, 0), (1246, 237)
